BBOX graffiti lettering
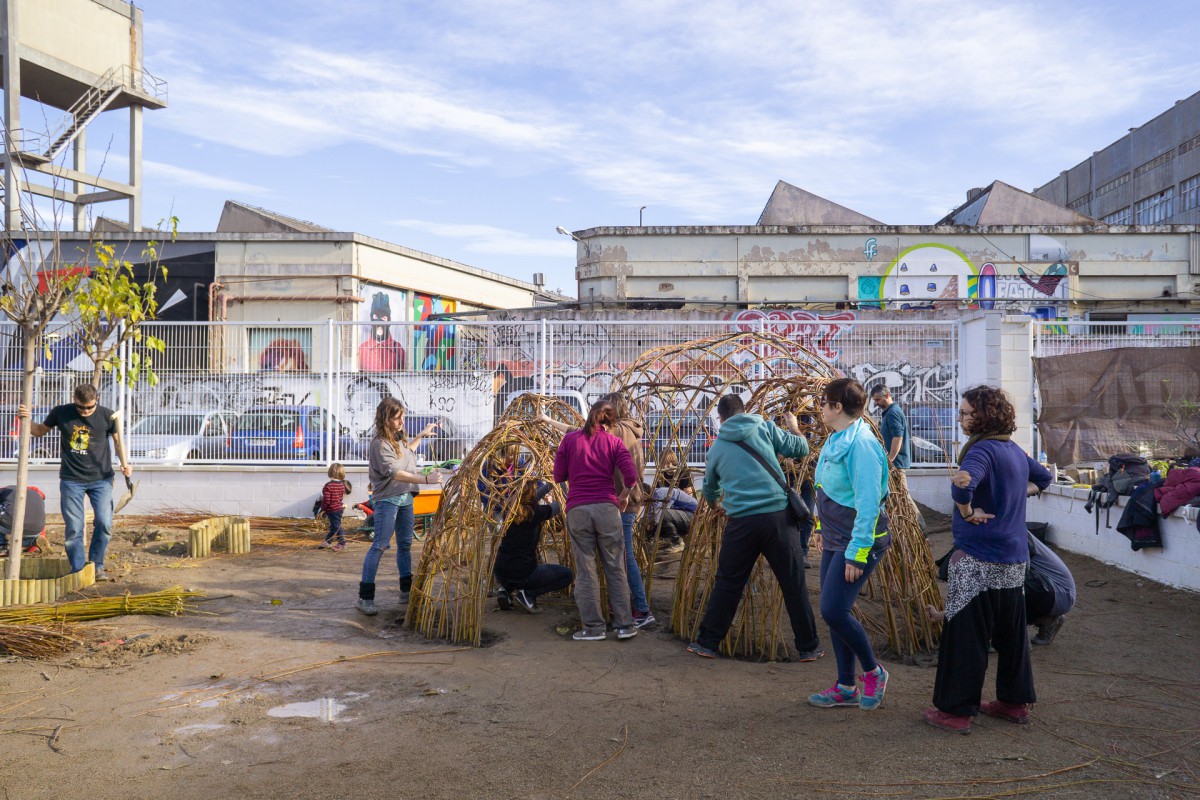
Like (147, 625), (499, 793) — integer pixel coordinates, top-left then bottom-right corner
(725, 309), (858, 360)
(849, 361), (956, 406)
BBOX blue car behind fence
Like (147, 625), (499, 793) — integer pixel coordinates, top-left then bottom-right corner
(227, 405), (366, 461)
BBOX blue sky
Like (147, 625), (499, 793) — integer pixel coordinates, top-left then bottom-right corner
(66, 0), (1200, 296)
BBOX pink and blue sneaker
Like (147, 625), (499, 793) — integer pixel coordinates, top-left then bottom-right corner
(809, 683), (860, 708)
(860, 665), (889, 711)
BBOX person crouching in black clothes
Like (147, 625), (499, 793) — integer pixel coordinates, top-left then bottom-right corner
(494, 481), (573, 614)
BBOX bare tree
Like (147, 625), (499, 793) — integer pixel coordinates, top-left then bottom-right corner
(1162, 380), (1200, 457)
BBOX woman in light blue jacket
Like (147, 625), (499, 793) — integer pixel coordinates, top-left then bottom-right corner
(809, 378), (892, 711)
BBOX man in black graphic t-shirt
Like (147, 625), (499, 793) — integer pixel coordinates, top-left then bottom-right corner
(21, 383), (131, 579)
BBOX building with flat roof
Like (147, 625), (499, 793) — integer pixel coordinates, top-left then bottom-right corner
(1032, 90), (1200, 226)
(565, 181), (1199, 317)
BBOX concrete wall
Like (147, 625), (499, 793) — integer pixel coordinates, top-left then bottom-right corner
(1028, 485), (1200, 592)
(1000, 316), (1034, 454)
(25, 464), (372, 519)
(16, 0), (134, 82)
(572, 228), (1199, 311)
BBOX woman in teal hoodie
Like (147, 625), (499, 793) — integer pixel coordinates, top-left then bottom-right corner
(809, 378), (892, 711)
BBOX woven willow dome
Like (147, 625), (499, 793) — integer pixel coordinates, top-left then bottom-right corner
(611, 331), (941, 661)
(406, 395), (582, 645)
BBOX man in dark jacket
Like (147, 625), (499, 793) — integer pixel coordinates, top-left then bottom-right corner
(686, 393), (821, 661)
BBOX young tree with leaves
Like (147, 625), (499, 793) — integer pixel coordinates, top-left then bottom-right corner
(72, 220), (176, 389)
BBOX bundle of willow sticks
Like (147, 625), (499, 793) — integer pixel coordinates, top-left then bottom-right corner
(0, 586), (205, 627)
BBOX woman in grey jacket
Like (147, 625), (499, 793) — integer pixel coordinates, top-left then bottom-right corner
(357, 397), (441, 616)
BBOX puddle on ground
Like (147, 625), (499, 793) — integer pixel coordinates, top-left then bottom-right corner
(268, 698), (346, 722)
(175, 723), (225, 736)
(267, 692), (368, 723)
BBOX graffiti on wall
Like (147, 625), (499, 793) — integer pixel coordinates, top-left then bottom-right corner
(413, 294), (456, 371)
(726, 309), (858, 360)
(358, 285), (407, 371)
(248, 328), (312, 372)
(848, 361), (956, 406)
(857, 242), (1071, 317)
(858, 243), (977, 310)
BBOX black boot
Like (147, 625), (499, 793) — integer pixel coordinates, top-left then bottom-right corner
(399, 575), (412, 604)
(357, 581), (377, 616)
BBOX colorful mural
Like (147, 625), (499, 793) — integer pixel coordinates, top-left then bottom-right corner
(856, 241), (1070, 317)
(861, 243), (978, 310)
(249, 328), (312, 372)
(357, 285), (407, 372)
(413, 293), (456, 371)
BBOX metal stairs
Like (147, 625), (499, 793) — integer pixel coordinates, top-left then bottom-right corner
(42, 68), (124, 162)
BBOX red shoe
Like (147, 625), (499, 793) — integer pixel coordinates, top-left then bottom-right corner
(923, 706), (971, 735)
(980, 700), (1030, 724)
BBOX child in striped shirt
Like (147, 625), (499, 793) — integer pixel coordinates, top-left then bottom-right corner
(319, 463), (352, 550)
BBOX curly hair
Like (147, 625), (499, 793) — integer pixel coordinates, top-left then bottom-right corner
(961, 385), (1016, 436)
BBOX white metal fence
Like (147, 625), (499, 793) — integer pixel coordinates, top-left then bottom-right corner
(1032, 319), (1200, 358)
(0, 317), (961, 467)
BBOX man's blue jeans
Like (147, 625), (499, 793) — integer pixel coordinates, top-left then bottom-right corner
(361, 500), (414, 587)
(621, 511), (650, 615)
(61, 478), (113, 573)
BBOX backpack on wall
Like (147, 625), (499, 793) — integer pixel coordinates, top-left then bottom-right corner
(1083, 453), (1151, 533)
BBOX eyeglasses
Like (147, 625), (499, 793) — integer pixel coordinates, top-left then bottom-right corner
(957, 409), (973, 418)
(76, 403), (97, 412)
(819, 398), (838, 408)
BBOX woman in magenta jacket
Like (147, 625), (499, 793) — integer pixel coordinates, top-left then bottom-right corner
(553, 399), (639, 642)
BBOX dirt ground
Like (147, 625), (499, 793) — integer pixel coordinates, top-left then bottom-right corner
(1, 508), (1198, 800)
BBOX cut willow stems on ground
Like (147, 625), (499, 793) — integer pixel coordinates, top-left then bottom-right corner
(406, 396), (583, 645)
(610, 331), (942, 661)
(0, 586), (205, 626)
(0, 623), (81, 658)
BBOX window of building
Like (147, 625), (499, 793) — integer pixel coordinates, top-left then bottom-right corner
(1067, 193), (1092, 211)
(1095, 173), (1129, 197)
(1103, 206), (1132, 224)
(1134, 187), (1174, 224)
(1179, 134), (1200, 157)
(1133, 150), (1174, 178)
(1181, 174), (1200, 212)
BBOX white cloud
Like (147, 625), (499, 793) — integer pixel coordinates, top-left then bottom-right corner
(388, 219), (571, 258)
(143, 0), (1200, 227)
(144, 160), (270, 194)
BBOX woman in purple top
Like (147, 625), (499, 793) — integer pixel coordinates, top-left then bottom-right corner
(553, 399), (640, 642)
(924, 386), (1053, 734)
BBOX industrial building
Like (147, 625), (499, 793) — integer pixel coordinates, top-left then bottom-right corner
(1033, 89), (1200, 226)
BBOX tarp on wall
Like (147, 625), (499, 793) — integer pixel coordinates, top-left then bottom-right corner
(1034, 346), (1200, 464)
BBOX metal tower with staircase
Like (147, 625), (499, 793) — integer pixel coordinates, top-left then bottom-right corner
(1, 0), (167, 233)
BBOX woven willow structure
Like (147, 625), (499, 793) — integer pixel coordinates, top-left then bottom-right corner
(406, 394), (582, 645)
(610, 331), (941, 661)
